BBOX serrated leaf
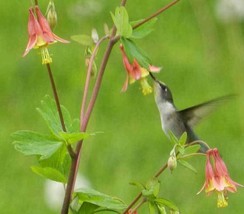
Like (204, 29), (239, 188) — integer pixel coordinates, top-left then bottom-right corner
(12, 130), (63, 160)
(179, 132), (187, 146)
(37, 95), (81, 136)
(155, 198), (179, 211)
(75, 188), (127, 210)
(71, 35), (94, 46)
(31, 166), (67, 183)
(37, 95), (64, 136)
(184, 144), (201, 155)
(121, 38), (151, 68)
(59, 132), (91, 145)
(111, 6), (132, 38)
(131, 18), (158, 39)
(178, 159), (197, 174)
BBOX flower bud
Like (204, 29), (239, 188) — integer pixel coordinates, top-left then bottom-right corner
(91, 28), (99, 44)
(168, 155), (177, 172)
(46, 1), (57, 30)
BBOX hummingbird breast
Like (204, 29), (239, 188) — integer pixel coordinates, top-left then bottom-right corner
(158, 102), (186, 139)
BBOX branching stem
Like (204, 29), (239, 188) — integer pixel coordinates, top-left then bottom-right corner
(132, 0), (180, 30)
(46, 63), (75, 158)
(123, 163), (168, 214)
(61, 0), (179, 213)
(80, 35), (109, 122)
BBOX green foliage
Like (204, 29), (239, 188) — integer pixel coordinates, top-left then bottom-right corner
(121, 38), (151, 68)
(12, 96), (95, 183)
(73, 188), (127, 213)
(132, 178), (179, 213)
(178, 159), (197, 174)
(167, 132), (201, 174)
(131, 18), (158, 39)
(111, 6), (132, 38)
(12, 130), (63, 160)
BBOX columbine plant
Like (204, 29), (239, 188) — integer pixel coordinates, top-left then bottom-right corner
(13, 0), (242, 214)
(23, 5), (69, 64)
(198, 148), (243, 207)
(120, 44), (160, 95)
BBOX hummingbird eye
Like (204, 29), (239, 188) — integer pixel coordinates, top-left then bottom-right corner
(160, 85), (167, 92)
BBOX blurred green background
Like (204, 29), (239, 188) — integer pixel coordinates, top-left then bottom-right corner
(1, 0), (244, 213)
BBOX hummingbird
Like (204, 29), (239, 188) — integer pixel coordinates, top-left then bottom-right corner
(151, 74), (232, 153)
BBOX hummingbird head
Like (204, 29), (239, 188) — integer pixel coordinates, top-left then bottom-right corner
(153, 79), (174, 105)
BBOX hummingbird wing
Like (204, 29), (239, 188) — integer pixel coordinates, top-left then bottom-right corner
(179, 95), (235, 127)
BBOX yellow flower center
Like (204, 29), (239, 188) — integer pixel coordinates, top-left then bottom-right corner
(41, 47), (52, 64)
(217, 191), (228, 208)
(35, 36), (47, 48)
(140, 77), (152, 95)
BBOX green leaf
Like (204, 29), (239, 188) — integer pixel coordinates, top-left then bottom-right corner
(37, 95), (81, 135)
(111, 6), (132, 38)
(121, 38), (151, 68)
(142, 178), (160, 200)
(37, 95), (63, 136)
(59, 132), (91, 145)
(178, 132), (187, 146)
(184, 144), (201, 155)
(75, 188), (127, 210)
(12, 130), (63, 160)
(77, 202), (99, 214)
(157, 204), (167, 214)
(178, 159), (197, 174)
(131, 18), (158, 39)
(168, 131), (179, 145)
(71, 35), (94, 46)
(129, 181), (146, 190)
(31, 166), (67, 183)
(155, 198), (179, 211)
(38, 144), (71, 183)
(148, 202), (157, 214)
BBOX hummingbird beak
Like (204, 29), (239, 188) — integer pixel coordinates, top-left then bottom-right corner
(149, 72), (159, 83)
(149, 72), (166, 87)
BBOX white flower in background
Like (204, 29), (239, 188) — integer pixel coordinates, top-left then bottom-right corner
(44, 174), (91, 211)
(216, 0), (244, 22)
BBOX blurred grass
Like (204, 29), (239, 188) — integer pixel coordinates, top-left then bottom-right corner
(1, 0), (244, 213)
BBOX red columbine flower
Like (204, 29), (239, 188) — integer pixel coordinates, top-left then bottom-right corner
(23, 6), (69, 64)
(120, 44), (160, 95)
(198, 148), (243, 208)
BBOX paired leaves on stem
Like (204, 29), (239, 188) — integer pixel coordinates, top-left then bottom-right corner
(12, 95), (96, 183)
(131, 179), (179, 213)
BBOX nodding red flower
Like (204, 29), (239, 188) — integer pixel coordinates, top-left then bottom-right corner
(198, 148), (243, 208)
(120, 44), (160, 95)
(23, 6), (69, 64)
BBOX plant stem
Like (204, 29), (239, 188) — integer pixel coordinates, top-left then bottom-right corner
(34, 0), (38, 6)
(132, 0), (180, 30)
(80, 35), (109, 123)
(61, 0), (179, 213)
(130, 197), (147, 213)
(46, 63), (75, 158)
(60, 23), (118, 214)
(122, 163), (168, 214)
